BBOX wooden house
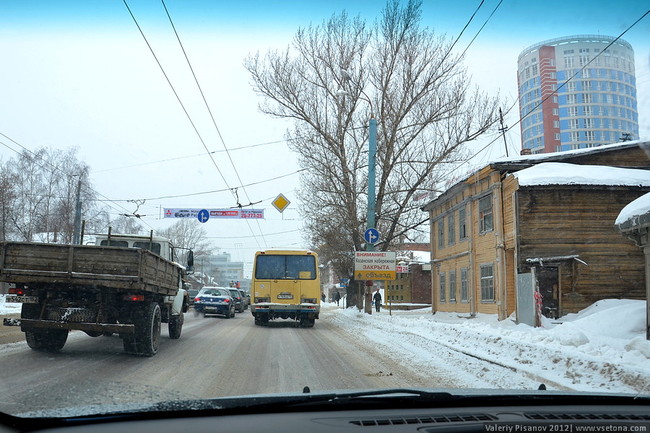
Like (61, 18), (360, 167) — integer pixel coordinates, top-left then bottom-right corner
(421, 141), (650, 321)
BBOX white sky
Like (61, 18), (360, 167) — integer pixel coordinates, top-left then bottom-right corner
(0, 1), (648, 275)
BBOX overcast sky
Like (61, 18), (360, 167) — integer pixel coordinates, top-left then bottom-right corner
(1, 1), (648, 274)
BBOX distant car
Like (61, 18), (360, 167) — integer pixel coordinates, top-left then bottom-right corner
(193, 287), (235, 318)
(238, 289), (250, 310)
(228, 288), (244, 313)
(187, 288), (199, 306)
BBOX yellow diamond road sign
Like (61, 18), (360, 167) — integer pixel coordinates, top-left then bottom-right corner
(272, 193), (290, 213)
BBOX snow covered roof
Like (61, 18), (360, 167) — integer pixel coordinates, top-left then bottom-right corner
(512, 162), (650, 187)
(616, 192), (650, 228)
(493, 139), (647, 166)
(422, 140), (649, 212)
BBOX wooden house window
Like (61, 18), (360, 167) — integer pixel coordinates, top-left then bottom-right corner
(437, 219), (444, 249)
(439, 272), (446, 303)
(480, 264), (495, 302)
(460, 267), (469, 302)
(447, 213), (455, 245)
(459, 207), (467, 240)
(449, 270), (456, 303)
(479, 194), (493, 233)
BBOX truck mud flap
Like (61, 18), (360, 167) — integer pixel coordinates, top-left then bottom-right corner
(10, 318), (135, 334)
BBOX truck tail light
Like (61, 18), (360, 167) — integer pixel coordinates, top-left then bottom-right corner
(124, 294), (145, 302)
(8, 287), (24, 295)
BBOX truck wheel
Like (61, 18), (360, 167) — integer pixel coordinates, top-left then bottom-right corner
(258, 313), (269, 326)
(168, 312), (183, 339)
(25, 329), (68, 351)
(128, 302), (161, 357)
(300, 317), (315, 328)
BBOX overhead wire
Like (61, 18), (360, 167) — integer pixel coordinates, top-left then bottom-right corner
(121, 0), (237, 207)
(160, 0), (267, 247)
(0, 131), (149, 229)
(119, 168), (306, 202)
(92, 137), (295, 174)
(463, 6), (650, 170)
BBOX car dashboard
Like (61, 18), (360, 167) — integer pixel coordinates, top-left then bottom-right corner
(2, 392), (649, 433)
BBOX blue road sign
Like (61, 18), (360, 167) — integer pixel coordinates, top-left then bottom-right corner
(364, 228), (380, 245)
(197, 209), (210, 223)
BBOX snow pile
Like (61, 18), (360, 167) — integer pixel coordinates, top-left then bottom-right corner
(0, 295), (22, 315)
(325, 299), (650, 394)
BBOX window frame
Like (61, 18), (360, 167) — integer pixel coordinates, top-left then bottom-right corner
(480, 263), (495, 303)
(478, 194), (493, 234)
(460, 267), (469, 303)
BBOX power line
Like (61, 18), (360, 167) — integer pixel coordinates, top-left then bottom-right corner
(114, 168), (306, 201)
(447, 0), (485, 55)
(454, 7), (650, 175)
(0, 132), (146, 227)
(92, 138), (294, 174)
(159, 0), (268, 250)
(122, 0), (236, 204)
(458, 0), (503, 59)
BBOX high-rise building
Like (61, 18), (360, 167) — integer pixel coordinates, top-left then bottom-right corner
(517, 35), (639, 154)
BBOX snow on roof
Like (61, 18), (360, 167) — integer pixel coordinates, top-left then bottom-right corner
(411, 251), (431, 263)
(512, 162), (650, 187)
(396, 250), (431, 264)
(615, 192), (650, 226)
(492, 139), (647, 165)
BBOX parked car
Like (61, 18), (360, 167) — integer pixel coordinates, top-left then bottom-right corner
(239, 289), (250, 310)
(228, 288), (244, 313)
(193, 287), (235, 318)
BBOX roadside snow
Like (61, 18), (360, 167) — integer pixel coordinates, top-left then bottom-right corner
(323, 299), (650, 395)
(0, 295), (22, 315)
(3, 294), (648, 395)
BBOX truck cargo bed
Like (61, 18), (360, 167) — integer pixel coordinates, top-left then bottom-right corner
(0, 242), (180, 295)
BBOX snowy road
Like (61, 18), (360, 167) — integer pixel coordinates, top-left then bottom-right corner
(0, 299), (649, 415)
(0, 306), (435, 415)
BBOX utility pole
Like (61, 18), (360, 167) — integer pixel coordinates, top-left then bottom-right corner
(367, 115), (377, 248)
(498, 108), (509, 157)
(364, 116), (377, 314)
(72, 178), (82, 245)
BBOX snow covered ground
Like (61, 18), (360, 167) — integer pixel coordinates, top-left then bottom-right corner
(323, 299), (650, 395)
(2, 295), (648, 395)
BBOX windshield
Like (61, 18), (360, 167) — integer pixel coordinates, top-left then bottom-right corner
(255, 254), (317, 280)
(0, 0), (649, 420)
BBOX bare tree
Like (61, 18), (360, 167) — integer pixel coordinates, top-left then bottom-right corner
(99, 215), (146, 236)
(0, 147), (95, 242)
(245, 0), (499, 280)
(0, 167), (16, 241)
(158, 219), (215, 265)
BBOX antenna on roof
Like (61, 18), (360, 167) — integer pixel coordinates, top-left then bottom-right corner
(498, 108), (509, 157)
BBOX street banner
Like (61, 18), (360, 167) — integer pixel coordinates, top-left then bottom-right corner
(164, 208), (265, 219)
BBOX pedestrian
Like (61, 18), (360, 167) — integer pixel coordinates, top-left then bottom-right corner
(334, 291), (341, 306)
(321, 293), (326, 302)
(373, 290), (382, 312)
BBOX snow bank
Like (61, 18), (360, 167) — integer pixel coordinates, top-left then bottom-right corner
(0, 295), (22, 315)
(325, 299), (650, 394)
